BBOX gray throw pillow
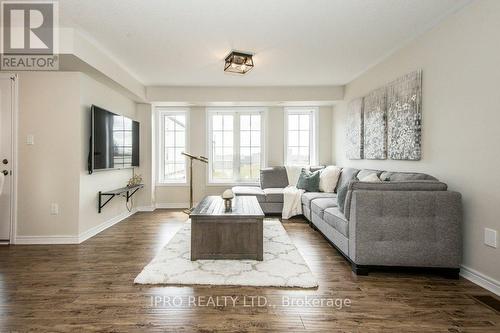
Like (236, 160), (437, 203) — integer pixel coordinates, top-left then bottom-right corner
(296, 169), (320, 192)
(337, 184), (348, 213)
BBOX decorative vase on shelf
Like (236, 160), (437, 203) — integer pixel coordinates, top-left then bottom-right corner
(222, 189), (234, 212)
(128, 174), (143, 187)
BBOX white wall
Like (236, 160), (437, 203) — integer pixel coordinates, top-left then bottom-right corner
(17, 72), (81, 237)
(155, 105), (333, 206)
(333, 0), (500, 282)
(15, 71), (140, 240)
(135, 103), (155, 209)
(78, 73), (137, 234)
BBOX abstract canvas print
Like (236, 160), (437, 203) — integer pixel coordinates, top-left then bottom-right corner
(387, 70), (422, 160)
(363, 87), (387, 159)
(346, 98), (364, 159)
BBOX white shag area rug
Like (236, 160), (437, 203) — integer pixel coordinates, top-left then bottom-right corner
(134, 219), (318, 288)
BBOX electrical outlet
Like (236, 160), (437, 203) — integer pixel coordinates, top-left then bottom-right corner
(50, 203), (59, 215)
(484, 228), (497, 248)
(26, 134), (34, 145)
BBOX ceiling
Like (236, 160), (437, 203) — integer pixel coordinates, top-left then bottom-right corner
(58, 0), (471, 86)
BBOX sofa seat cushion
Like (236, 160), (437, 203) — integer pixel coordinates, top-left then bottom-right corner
(324, 207), (349, 237)
(301, 192), (337, 208)
(263, 188), (284, 203)
(232, 186), (266, 203)
(311, 198), (338, 219)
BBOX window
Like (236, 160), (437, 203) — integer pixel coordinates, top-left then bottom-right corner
(112, 115), (133, 167)
(239, 114), (262, 181)
(157, 109), (188, 184)
(285, 107), (318, 166)
(210, 113), (234, 181)
(208, 108), (265, 184)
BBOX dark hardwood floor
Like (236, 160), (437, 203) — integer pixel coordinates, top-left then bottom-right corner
(0, 210), (499, 332)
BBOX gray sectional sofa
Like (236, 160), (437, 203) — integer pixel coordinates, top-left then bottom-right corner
(232, 166), (462, 277)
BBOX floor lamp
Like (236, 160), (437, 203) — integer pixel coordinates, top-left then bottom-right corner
(182, 152), (208, 215)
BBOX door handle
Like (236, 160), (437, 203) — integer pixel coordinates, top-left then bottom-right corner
(2, 159), (7, 165)
(1, 170), (8, 176)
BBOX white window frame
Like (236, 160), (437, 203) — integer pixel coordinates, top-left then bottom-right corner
(206, 107), (267, 186)
(284, 107), (319, 166)
(156, 107), (190, 186)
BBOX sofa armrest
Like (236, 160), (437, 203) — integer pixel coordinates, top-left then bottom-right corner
(348, 190), (462, 268)
(349, 180), (448, 191)
(343, 180), (448, 220)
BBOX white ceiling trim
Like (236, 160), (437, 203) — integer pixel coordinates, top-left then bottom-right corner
(146, 85), (344, 104)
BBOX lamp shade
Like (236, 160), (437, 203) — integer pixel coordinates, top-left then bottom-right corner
(224, 51), (254, 74)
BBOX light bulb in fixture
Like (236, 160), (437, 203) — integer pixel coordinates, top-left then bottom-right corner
(224, 51), (254, 74)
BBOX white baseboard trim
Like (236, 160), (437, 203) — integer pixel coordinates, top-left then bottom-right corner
(460, 265), (500, 296)
(136, 206), (156, 212)
(15, 235), (80, 245)
(78, 209), (137, 243)
(155, 202), (191, 209)
(15, 210), (137, 245)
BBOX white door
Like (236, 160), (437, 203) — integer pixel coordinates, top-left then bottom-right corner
(0, 75), (14, 241)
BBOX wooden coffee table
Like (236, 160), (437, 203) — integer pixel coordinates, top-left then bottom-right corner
(190, 196), (265, 261)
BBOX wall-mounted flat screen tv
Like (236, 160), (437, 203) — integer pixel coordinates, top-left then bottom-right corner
(89, 105), (139, 173)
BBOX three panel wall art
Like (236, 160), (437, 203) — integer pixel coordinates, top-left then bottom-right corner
(345, 98), (364, 159)
(345, 70), (422, 161)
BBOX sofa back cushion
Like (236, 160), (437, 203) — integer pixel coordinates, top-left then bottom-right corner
(260, 167), (289, 189)
(358, 173), (382, 182)
(379, 171), (437, 181)
(335, 168), (360, 193)
(357, 169), (383, 180)
(310, 166), (325, 172)
(319, 165), (342, 193)
(337, 184), (349, 213)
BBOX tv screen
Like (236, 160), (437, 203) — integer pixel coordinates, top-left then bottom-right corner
(89, 105), (139, 173)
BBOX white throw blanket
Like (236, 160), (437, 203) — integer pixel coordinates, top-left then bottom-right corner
(282, 166), (310, 219)
(282, 185), (304, 219)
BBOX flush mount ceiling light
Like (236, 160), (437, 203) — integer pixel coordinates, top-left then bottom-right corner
(224, 51), (254, 74)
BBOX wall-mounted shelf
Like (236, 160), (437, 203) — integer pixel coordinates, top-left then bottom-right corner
(98, 184), (144, 213)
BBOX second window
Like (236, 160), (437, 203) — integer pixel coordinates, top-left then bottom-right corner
(208, 108), (265, 184)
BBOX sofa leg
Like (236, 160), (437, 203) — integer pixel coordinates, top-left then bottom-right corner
(351, 263), (369, 276)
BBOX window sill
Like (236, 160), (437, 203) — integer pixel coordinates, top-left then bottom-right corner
(206, 182), (260, 187)
(156, 182), (189, 187)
